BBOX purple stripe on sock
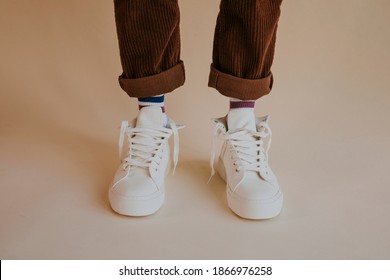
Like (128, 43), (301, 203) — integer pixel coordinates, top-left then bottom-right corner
(230, 101), (255, 109)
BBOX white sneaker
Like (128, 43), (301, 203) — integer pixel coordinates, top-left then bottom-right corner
(210, 109), (283, 219)
(109, 106), (182, 216)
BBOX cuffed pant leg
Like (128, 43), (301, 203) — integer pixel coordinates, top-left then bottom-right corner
(208, 0), (282, 100)
(114, 0), (185, 98)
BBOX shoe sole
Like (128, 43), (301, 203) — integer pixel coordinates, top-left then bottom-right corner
(109, 188), (164, 217)
(218, 158), (283, 220)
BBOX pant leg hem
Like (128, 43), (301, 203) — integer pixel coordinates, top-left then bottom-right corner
(208, 64), (273, 100)
(119, 61), (185, 98)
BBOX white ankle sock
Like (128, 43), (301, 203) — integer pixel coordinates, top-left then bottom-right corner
(138, 94), (167, 127)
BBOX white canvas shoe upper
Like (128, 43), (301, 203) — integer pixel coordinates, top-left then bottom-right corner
(109, 106), (181, 216)
(210, 109), (283, 219)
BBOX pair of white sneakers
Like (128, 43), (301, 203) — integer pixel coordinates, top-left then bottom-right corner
(108, 106), (283, 219)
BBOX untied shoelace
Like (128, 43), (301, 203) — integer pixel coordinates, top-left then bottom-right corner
(118, 120), (180, 174)
(209, 120), (272, 181)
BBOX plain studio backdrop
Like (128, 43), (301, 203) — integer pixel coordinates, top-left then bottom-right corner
(1, 0), (389, 259)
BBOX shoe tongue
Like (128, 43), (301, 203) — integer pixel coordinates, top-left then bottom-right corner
(227, 108), (258, 162)
(227, 109), (256, 131)
(136, 107), (163, 128)
(132, 107), (163, 165)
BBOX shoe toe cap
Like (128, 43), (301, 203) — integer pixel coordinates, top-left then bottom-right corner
(111, 170), (160, 198)
(234, 173), (280, 200)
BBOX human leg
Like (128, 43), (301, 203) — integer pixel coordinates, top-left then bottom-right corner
(114, 0), (185, 98)
(110, 0), (184, 216)
(209, 0), (283, 219)
(209, 0), (282, 100)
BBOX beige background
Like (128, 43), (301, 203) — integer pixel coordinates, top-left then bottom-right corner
(1, 0), (390, 259)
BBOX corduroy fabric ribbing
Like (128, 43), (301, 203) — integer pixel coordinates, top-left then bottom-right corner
(209, 0), (283, 100)
(113, 0), (282, 100)
(114, 0), (185, 97)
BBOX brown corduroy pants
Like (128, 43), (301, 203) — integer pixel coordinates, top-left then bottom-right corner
(114, 0), (282, 100)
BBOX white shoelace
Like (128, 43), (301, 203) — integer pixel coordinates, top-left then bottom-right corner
(118, 120), (180, 174)
(209, 121), (272, 180)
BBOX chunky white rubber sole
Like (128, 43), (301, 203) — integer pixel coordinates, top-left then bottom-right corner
(218, 158), (283, 220)
(109, 188), (164, 217)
